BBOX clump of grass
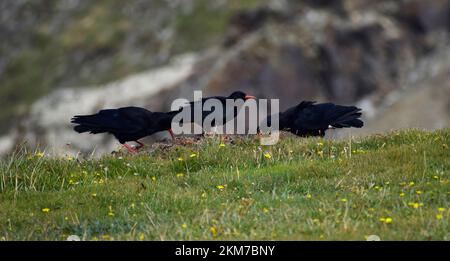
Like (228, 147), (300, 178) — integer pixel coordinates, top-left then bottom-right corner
(0, 129), (448, 240)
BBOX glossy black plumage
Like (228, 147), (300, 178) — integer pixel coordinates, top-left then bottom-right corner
(71, 106), (178, 145)
(183, 91), (256, 126)
(269, 101), (363, 137)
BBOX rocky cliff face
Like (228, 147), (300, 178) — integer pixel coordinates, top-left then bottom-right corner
(1, 0), (449, 156)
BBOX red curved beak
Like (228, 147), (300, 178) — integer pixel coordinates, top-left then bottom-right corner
(245, 95), (256, 100)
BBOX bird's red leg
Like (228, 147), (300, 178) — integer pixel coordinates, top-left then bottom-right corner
(168, 129), (175, 142)
(123, 143), (137, 153)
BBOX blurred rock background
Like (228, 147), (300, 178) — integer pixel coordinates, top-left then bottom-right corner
(0, 0), (449, 156)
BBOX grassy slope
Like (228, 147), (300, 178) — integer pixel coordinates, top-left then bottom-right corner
(0, 129), (449, 241)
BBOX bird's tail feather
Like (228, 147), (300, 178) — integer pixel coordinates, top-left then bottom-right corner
(325, 106), (364, 129)
(71, 114), (109, 134)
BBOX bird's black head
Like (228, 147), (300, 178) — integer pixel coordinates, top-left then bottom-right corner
(228, 91), (256, 101)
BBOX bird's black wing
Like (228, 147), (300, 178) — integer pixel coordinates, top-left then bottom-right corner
(294, 103), (363, 130)
(71, 107), (151, 134)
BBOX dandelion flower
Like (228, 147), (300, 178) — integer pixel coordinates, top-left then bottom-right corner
(177, 157), (184, 161)
(64, 216), (68, 221)
(264, 153), (272, 159)
(181, 223), (187, 229)
(139, 233), (145, 241)
(210, 226), (217, 237)
(108, 212), (115, 217)
(176, 173), (184, 178)
(409, 181), (415, 186)
(35, 151), (45, 158)
(189, 153), (197, 158)
(416, 190), (422, 195)
(66, 155), (74, 161)
(408, 202), (422, 209)
(306, 194), (312, 199)
(41, 208), (50, 213)
(379, 217), (392, 224)
(340, 198), (348, 203)
(219, 143), (226, 148)
(151, 176), (156, 182)
(317, 142), (324, 146)
(438, 208), (445, 212)
(201, 192), (207, 198)
(436, 214), (443, 220)
(433, 175), (439, 180)
(216, 185), (225, 190)
(262, 208), (269, 213)
(91, 193), (97, 197)
(399, 192), (405, 197)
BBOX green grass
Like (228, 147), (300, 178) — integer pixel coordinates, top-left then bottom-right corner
(0, 129), (449, 240)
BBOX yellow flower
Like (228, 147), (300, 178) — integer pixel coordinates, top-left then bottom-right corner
(264, 153), (272, 159)
(41, 208), (50, 213)
(91, 193), (97, 197)
(176, 173), (184, 178)
(436, 214), (443, 220)
(219, 143), (226, 148)
(201, 192), (207, 198)
(416, 190), (422, 195)
(399, 192), (405, 197)
(189, 153), (197, 158)
(340, 198), (348, 203)
(101, 235), (111, 240)
(139, 233), (145, 241)
(433, 175), (439, 180)
(379, 217), (392, 224)
(35, 151), (45, 158)
(317, 142), (324, 146)
(368, 208), (375, 212)
(107, 206), (114, 217)
(408, 202), (423, 209)
(438, 208), (445, 212)
(216, 185), (225, 190)
(319, 234), (324, 239)
(210, 226), (217, 237)
(306, 194), (312, 199)
(151, 176), (156, 182)
(66, 155), (74, 161)
(64, 216), (68, 221)
(317, 150), (324, 157)
(262, 208), (269, 213)
(409, 181), (415, 186)
(181, 223), (187, 229)
(177, 157), (184, 161)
